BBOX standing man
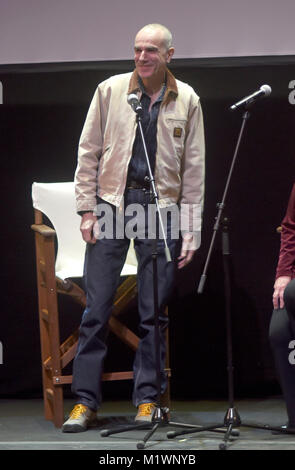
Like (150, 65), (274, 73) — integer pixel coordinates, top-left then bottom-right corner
(62, 23), (205, 432)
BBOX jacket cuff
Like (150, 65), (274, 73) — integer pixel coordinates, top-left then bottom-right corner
(76, 199), (97, 214)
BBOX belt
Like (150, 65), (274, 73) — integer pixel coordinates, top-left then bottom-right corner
(126, 180), (150, 190)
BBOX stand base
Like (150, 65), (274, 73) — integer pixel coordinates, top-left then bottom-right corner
(101, 405), (232, 449)
(101, 404), (294, 450)
(101, 406), (181, 450)
(101, 405), (228, 449)
(166, 406), (292, 450)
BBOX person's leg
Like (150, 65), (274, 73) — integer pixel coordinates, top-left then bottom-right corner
(71, 203), (130, 411)
(269, 279), (295, 426)
(131, 201), (179, 408)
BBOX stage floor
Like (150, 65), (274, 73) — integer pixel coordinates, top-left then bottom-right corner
(0, 397), (294, 451)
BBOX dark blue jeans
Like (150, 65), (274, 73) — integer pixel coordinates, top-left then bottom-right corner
(72, 189), (178, 410)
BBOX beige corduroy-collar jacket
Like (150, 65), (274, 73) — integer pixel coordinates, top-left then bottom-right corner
(75, 68), (205, 232)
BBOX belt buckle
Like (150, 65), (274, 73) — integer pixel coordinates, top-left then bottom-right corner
(128, 180), (145, 190)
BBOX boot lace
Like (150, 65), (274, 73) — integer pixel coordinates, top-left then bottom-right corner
(138, 403), (155, 416)
(69, 404), (88, 419)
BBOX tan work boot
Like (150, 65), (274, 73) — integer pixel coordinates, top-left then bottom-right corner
(62, 404), (97, 433)
(135, 403), (156, 422)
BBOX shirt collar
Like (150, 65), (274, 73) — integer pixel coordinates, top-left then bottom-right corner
(138, 76), (166, 103)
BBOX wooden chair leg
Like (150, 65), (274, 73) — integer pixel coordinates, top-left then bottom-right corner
(33, 227), (64, 427)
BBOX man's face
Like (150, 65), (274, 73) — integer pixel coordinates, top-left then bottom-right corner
(134, 28), (174, 81)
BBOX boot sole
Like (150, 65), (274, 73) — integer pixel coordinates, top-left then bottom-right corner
(62, 424), (87, 433)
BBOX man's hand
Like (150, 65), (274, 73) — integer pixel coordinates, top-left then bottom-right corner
(80, 212), (98, 244)
(273, 276), (291, 309)
(178, 232), (197, 269)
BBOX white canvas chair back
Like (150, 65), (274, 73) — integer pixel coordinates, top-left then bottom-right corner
(31, 182), (137, 280)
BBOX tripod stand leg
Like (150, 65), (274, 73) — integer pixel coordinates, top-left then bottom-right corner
(101, 421), (151, 437)
(137, 422), (160, 449)
(219, 422), (235, 450)
(167, 423), (225, 439)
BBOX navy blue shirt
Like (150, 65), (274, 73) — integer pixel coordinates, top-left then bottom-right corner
(127, 83), (166, 186)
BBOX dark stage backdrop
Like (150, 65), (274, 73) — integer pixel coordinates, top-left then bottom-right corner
(0, 56), (295, 402)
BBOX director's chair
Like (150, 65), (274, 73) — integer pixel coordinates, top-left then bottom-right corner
(31, 182), (171, 427)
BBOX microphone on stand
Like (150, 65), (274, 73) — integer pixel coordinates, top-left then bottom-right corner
(127, 93), (143, 116)
(230, 84), (272, 111)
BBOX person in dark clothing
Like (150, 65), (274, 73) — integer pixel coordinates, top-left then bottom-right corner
(269, 183), (295, 430)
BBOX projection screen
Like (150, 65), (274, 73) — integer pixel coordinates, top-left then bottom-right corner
(0, 0), (295, 65)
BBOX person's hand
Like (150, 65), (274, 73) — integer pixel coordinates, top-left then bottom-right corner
(80, 212), (98, 244)
(273, 276), (291, 309)
(178, 232), (197, 269)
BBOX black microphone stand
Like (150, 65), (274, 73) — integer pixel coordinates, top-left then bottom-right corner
(100, 103), (190, 449)
(166, 104), (292, 449)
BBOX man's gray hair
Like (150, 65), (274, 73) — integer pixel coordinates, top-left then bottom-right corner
(140, 23), (173, 49)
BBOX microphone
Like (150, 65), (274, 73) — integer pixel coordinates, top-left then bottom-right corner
(230, 84), (272, 111)
(127, 93), (143, 116)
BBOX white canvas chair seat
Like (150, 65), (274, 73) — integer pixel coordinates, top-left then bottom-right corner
(32, 182), (137, 280)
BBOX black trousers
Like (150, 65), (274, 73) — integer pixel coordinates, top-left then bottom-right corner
(269, 279), (295, 425)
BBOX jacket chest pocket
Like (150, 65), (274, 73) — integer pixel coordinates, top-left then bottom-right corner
(165, 117), (187, 156)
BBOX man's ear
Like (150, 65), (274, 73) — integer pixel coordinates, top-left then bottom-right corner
(166, 47), (175, 63)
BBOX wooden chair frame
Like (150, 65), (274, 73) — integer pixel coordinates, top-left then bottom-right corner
(31, 208), (171, 427)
